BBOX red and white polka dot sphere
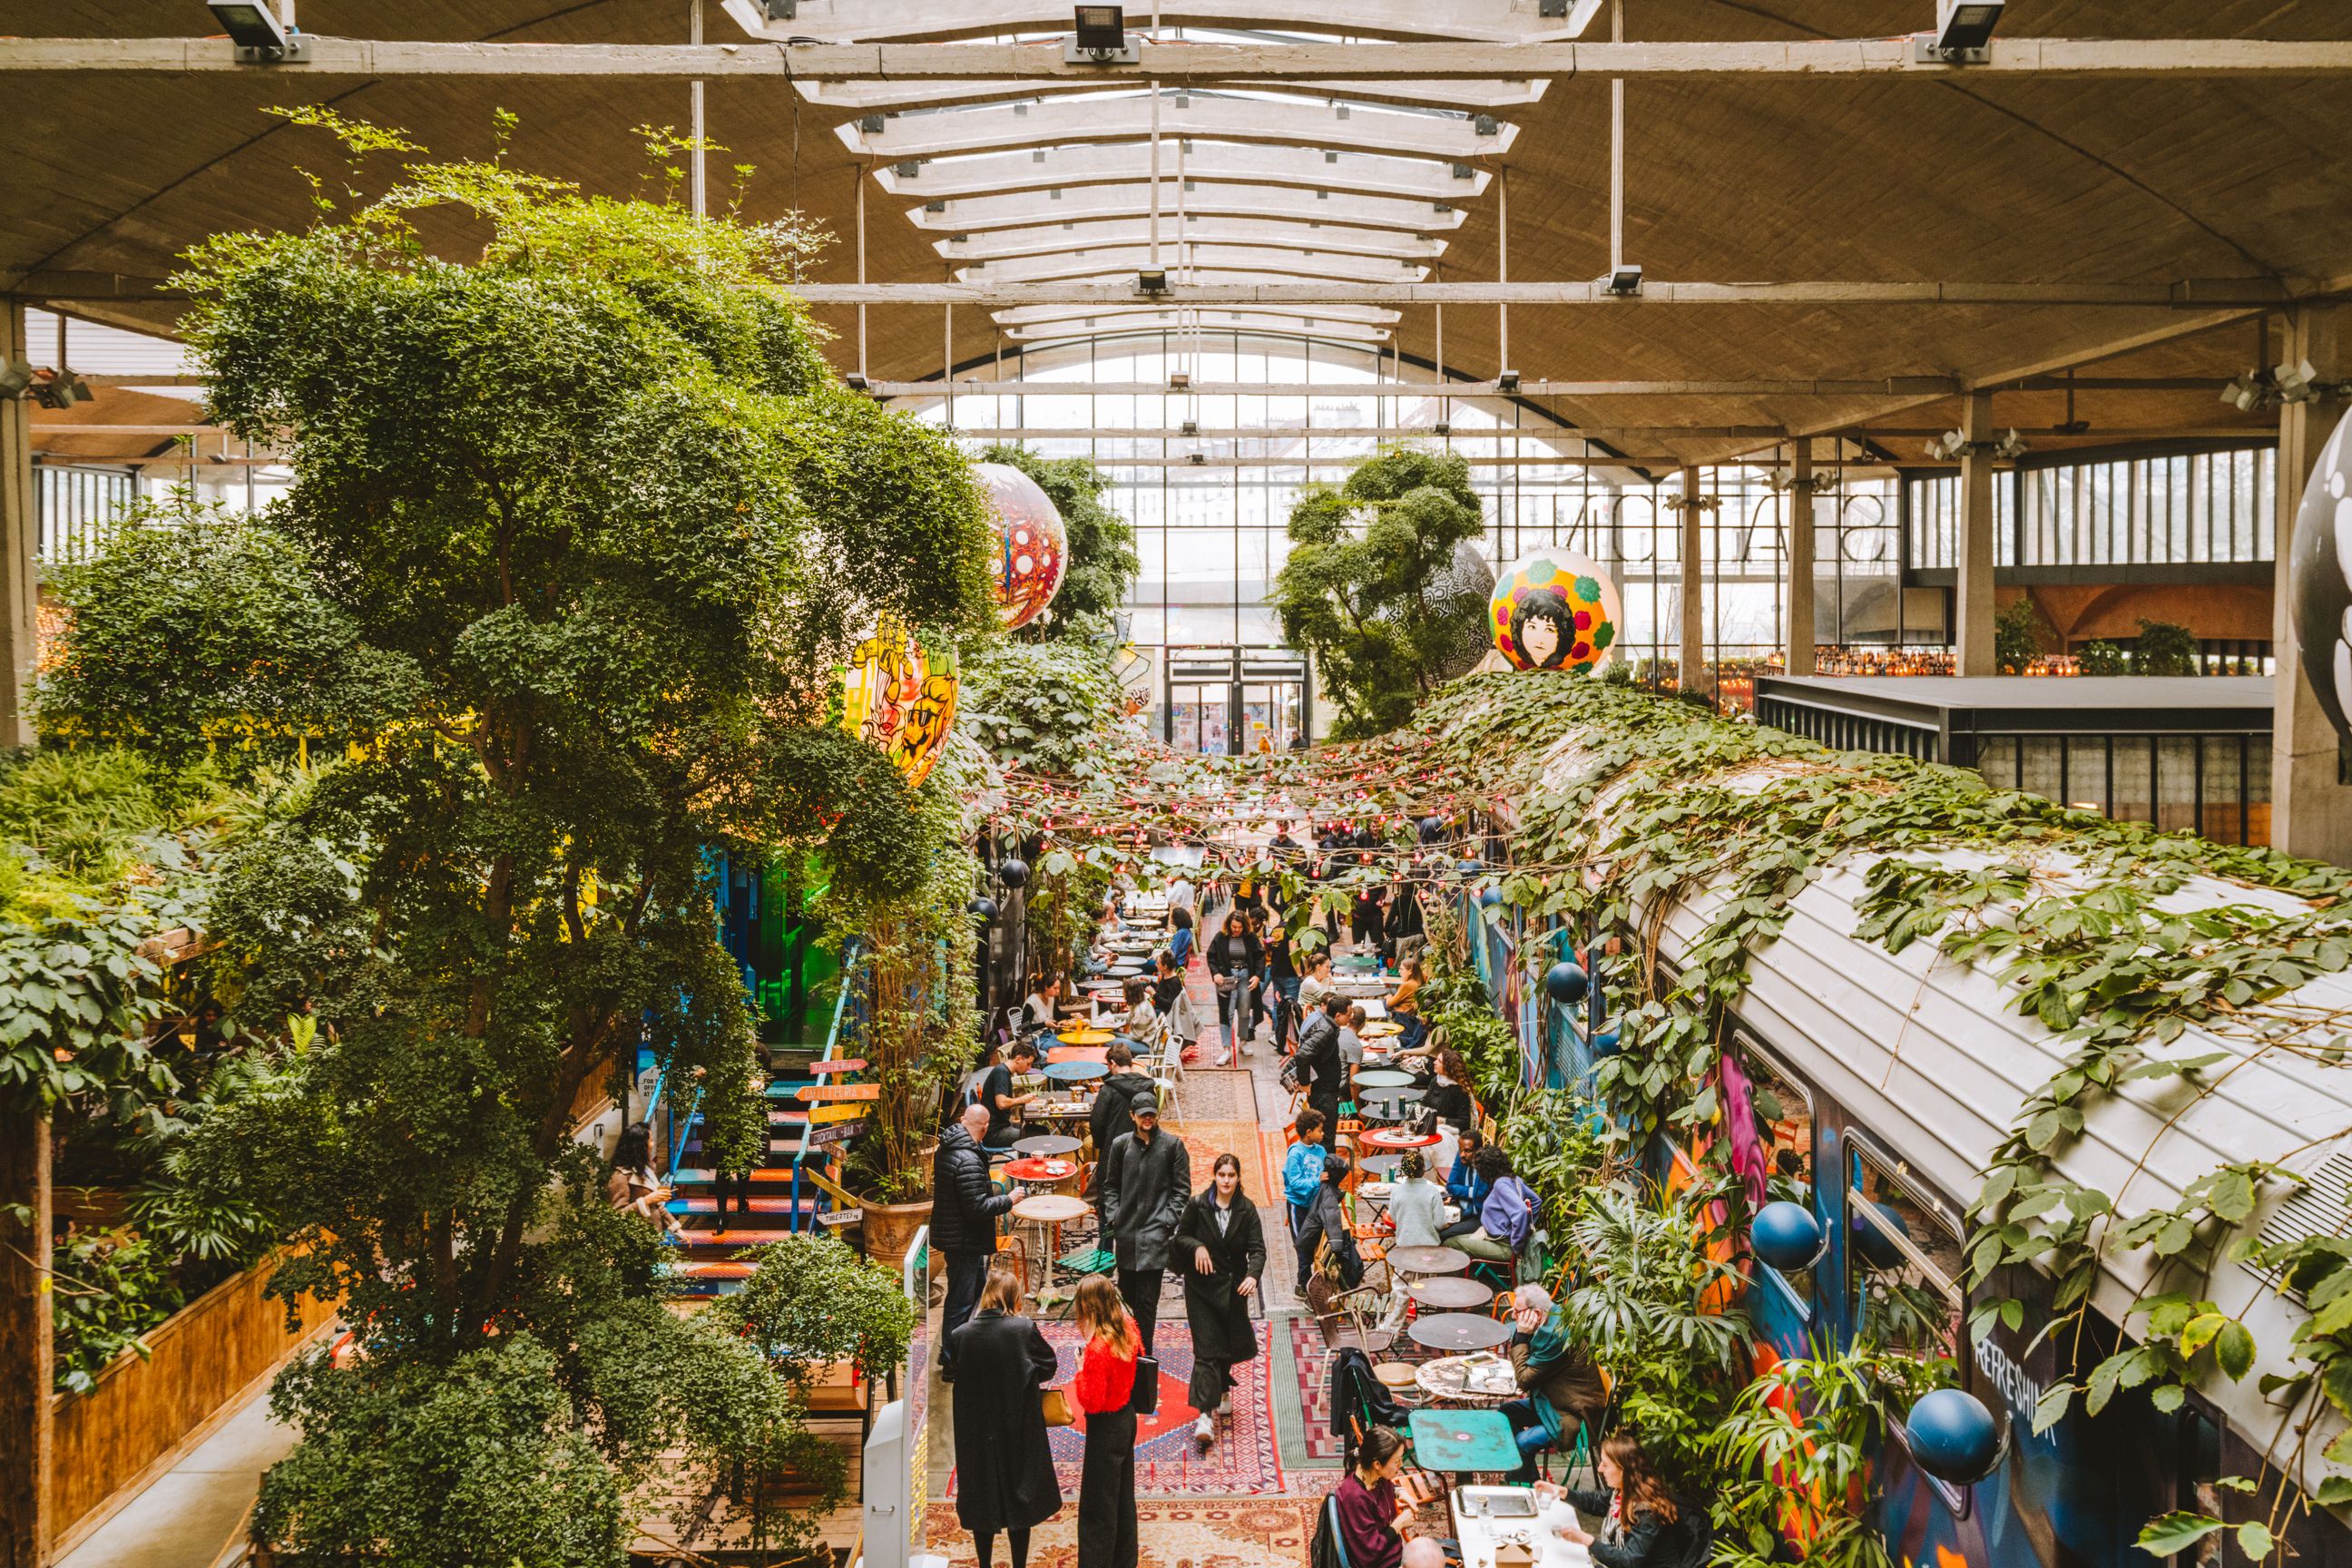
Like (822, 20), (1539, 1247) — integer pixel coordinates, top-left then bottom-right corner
(1489, 550), (1623, 673)
(976, 463), (1067, 631)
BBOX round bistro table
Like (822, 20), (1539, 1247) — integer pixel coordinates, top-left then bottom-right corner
(1014, 1132), (1082, 1158)
(1407, 1276), (1495, 1310)
(1409, 1312), (1515, 1353)
(1387, 1245), (1473, 1278)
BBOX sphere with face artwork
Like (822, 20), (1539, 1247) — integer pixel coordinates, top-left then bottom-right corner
(838, 614), (958, 789)
(976, 462), (1067, 631)
(2289, 405), (2352, 747)
(1490, 551), (1623, 673)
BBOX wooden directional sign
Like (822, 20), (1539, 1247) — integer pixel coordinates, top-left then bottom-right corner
(808, 1102), (870, 1124)
(798, 1082), (880, 1103)
(806, 1058), (868, 1075)
(806, 1120), (866, 1147)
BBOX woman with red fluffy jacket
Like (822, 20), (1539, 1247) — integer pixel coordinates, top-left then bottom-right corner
(1071, 1275), (1142, 1568)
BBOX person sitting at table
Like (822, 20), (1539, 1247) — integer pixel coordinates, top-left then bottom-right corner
(1384, 1148), (1448, 1251)
(1421, 1048), (1475, 1135)
(1440, 1145), (1534, 1263)
(1331, 1426), (1455, 1568)
(1386, 956), (1427, 1048)
(979, 1038), (1044, 1151)
(1500, 1283), (1609, 1484)
(1167, 904), (1197, 968)
(1117, 975), (1166, 1054)
(1535, 1431), (1701, 1568)
(1446, 1127), (1492, 1212)
(1016, 975), (1064, 1043)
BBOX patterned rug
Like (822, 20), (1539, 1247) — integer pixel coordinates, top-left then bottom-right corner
(925, 1497), (1319, 1567)
(1175, 1066), (1259, 1122)
(1286, 1317), (1345, 1463)
(946, 1317), (1286, 1495)
(1173, 1121), (1277, 1208)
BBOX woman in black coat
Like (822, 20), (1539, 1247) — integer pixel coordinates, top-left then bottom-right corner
(944, 1269), (1063, 1568)
(1172, 1152), (1267, 1451)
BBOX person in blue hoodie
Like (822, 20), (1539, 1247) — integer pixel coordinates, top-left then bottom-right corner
(1281, 1108), (1329, 1238)
(1445, 1127), (1492, 1217)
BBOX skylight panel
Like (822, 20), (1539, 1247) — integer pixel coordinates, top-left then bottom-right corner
(938, 220), (1445, 263)
(876, 145), (1490, 201)
(906, 183), (1467, 232)
(835, 92), (1514, 161)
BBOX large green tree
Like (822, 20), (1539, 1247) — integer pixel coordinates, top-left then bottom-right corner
(44, 114), (999, 1564)
(1270, 446), (1491, 738)
(976, 443), (1140, 642)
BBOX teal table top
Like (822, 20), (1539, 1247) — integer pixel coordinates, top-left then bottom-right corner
(1408, 1407), (1521, 1473)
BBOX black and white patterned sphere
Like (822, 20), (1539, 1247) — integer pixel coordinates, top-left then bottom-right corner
(2291, 404), (2352, 743)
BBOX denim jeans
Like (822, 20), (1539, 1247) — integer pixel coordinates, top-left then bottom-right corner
(1500, 1398), (1553, 1483)
(1219, 976), (1257, 1050)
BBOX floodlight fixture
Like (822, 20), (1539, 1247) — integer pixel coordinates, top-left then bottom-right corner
(757, 0), (799, 18)
(1169, 371), (1191, 391)
(2275, 358), (2319, 404)
(1993, 428), (2030, 461)
(1602, 264), (1643, 298)
(1497, 369), (1522, 393)
(1433, 420), (1452, 437)
(34, 369), (93, 410)
(1137, 267), (1170, 295)
(206, 1), (309, 62)
(1917, 0), (2003, 64)
(1067, 5), (1139, 64)
(1187, 451), (1208, 466)
(1180, 419), (1199, 436)
(2220, 372), (2269, 413)
(0, 360), (31, 400)
(1922, 429), (1969, 461)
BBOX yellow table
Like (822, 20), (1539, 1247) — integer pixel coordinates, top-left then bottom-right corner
(1057, 1027), (1116, 1046)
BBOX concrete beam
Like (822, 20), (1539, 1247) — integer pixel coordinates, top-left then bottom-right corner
(943, 220), (1446, 264)
(720, 0), (1602, 46)
(963, 246), (1430, 287)
(794, 75), (1549, 114)
(868, 377), (1952, 397)
(5, 36), (2348, 82)
(873, 142), (1490, 202)
(906, 180), (1464, 233)
(789, 279), (2291, 307)
(2270, 308), (2352, 864)
(838, 90), (1520, 162)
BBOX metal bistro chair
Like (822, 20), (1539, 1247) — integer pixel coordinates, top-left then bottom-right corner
(1306, 1267), (1397, 1357)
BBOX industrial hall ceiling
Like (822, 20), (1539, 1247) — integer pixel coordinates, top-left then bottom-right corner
(4, 1), (2349, 472)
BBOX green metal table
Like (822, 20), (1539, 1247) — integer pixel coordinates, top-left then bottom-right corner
(1408, 1407), (1523, 1475)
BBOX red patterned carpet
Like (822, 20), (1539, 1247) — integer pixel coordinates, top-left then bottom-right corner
(946, 1318), (1287, 1496)
(925, 1497), (1319, 1568)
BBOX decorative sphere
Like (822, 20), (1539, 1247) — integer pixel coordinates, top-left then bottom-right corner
(1906, 1388), (2003, 1484)
(1457, 858), (1483, 878)
(1544, 961), (1589, 1005)
(1418, 815), (1445, 843)
(1852, 1200), (1912, 1270)
(1589, 1029), (1621, 1055)
(1479, 887), (1504, 908)
(966, 896), (998, 921)
(839, 614), (958, 789)
(1490, 550), (1624, 674)
(977, 463), (1067, 631)
(2288, 405), (2352, 746)
(997, 857), (1030, 889)
(1750, 1200), (1825, 1272)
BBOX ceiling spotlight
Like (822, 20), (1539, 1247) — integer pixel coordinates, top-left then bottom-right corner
(2276, 358), (2320, 404)
(206, 1), (309, 62)
(1067, 5), (1138, 64)
(1433, 420), (1452, 436)
(1497, 368), (1521, 393)
(1169, 371), (1191, 391)
(1918, 0), (2003, 63)
(1994, 428), (2030, 460)
(2220, 371), (2269, 413)
(1601, 264), (1643, 298)
(1922, 429), (1969, 461)
(1137, 267), (1169, 295)
(1186, 451), (1208, 466)
(33, 368), (94, 409)
(0, 359), (32, 400)
(1180, 418), (1199, 436)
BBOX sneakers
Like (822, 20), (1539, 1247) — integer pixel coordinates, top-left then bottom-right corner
(1194, 1413), (1215, 1450)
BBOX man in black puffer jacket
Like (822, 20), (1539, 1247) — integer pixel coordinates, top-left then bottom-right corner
(932, 1103), (1014, 1377)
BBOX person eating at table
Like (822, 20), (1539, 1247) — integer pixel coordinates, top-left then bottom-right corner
(979, 1038), (1044, 1152)
(1500, 1282), (1609, 1484)
(1333, 1426), (1455, 1568)
(1534, 1430), (1698, 1568)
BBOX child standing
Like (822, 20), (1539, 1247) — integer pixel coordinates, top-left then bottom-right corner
(1282, 1108), (1328, 1238)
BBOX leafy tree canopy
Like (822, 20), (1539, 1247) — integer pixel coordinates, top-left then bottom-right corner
(1270, 446), (1489, 739)
(975, 444), (1140, 642)
(958, 638), (1129, 778)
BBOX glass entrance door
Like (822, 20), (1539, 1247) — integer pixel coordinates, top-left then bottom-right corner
(1168, 682), (1231, 755)
(1240, 682), (1305, 754)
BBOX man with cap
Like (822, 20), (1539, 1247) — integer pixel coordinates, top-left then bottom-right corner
(1097, 1091), (1191, 1355)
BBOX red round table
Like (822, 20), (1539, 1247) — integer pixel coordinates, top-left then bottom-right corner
(1358, 1127), (1440, 1152)
(1004, 1157), (1080, 1188)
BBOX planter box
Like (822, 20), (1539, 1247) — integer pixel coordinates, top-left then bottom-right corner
(49, 1251), (337, 1556)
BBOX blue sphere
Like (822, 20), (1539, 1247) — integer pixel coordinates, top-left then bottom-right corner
(1419, 815), (1446, 843)
(1457, 858), (1483, 878)
(1589, 1029), (1621, 1055)
(996, 857), (1030, 889)
(1852, 1201), (1912, 1270)
(1479, 887), (1504, 907)
(1906, 1388), (2002, 1484)
(966, 896), (998, 921)
(1545, 961), (1589, 1004)
(1750, 1200), (1824, 1272)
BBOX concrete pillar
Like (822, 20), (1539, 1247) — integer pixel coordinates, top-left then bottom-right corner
(1955, 390), (1998, 677)
(1786, 437), (1817, 676)
(1, 299), (34, 748)
(2271, 307), (2352, 864)
(1678, 466), (1710, 696)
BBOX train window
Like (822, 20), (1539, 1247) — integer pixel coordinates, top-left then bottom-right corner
(1847, 1142), (1966, 1367)
(1740, 1036), (1817, 1305)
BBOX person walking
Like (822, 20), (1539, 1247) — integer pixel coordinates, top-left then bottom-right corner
(932, 1102), (1016, 1377)
(1098, 1091), (1191, 1353)
(945, 1270), (1061, 1568)
(1089, 1040), (1157, 1160)
(1263, 918), (1300, 1045)
(1294, 995), (1344, 1132)
(1208, 905), (1263, 1065)
(1071, 1276), (1142, 1568)
(1174, 1152), (1266, 1450)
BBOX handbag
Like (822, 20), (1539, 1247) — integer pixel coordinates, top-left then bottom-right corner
(1041, 1387), (1076, 1427)
(1128, 1355), (1161, 1416)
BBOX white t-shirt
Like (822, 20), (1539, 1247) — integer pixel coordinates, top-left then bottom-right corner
(1168, 878), (1197, 912)
(1021, 993), (1057, 1031)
